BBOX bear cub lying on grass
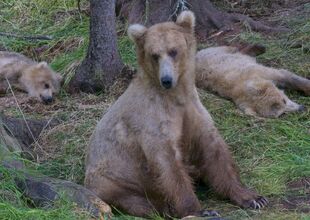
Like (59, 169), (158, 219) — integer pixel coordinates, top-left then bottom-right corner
(196, 46), (309, 118)
(0, 51), (62, 104)
(85, 11), (268, 218)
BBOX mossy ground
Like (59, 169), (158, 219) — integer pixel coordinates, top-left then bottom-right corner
(0, 0), (309, 219)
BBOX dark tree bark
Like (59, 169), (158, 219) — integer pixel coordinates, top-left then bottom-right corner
(116, 0), (177, 25)
(1, 115), (59, 160)
(116, 0), (288, 38)
(1, 116), (59, 150)
(69, 0), (124, 93)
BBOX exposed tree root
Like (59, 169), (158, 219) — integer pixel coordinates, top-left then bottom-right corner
(0, 114), (112, 219)
(116, 0), (289, 38)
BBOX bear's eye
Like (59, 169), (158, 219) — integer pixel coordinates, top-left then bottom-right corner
(270, 103), (281, 111)
(44, 83), (50, 89)
(282, 99), (286, 104)
(168, 49), (177, 59)
(151, 53), (159, 62)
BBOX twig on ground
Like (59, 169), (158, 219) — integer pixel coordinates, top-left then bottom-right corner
(0, 32), (52, 41)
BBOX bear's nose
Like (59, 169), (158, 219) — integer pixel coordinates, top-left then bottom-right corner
(298, 105), (307, 112)
(161, 76), (173, 89)
(42, 96), (53, 104)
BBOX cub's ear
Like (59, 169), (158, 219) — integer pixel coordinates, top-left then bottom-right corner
(37, 61), (48, 68)
(55, 74), (63, 84)
(128, 24), (147, 46)
(52, 73), (64, 90)
(176, 10), (195, 33)
(245, 80), (269, 96)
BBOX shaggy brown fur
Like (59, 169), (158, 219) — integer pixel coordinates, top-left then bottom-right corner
(0, 51), (62, 104)
(85, 11), (267, 218)
(196, 46), (309, 118)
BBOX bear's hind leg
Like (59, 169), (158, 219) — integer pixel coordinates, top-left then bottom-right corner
(262, 68), (310, 95)
(278, 69), (310, 95)
(85, 173), (155, 217)
(114, 193), (157, 217)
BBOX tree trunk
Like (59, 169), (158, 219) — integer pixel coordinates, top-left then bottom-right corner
(69, 0), (124, 93)
(117, 0), (288, 39)
(116, 0), (176, 25)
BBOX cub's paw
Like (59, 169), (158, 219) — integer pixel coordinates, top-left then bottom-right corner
(243, 196), (268, 209)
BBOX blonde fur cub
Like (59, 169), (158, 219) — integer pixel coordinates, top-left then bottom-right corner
(196, 46), (309, 118)
(0, 51), (62, 104)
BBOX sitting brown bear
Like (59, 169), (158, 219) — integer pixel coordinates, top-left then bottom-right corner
(84, 11), (268, 218)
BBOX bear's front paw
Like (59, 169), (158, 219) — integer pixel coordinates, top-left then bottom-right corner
(243, 196), (268, 209)
(195, 209), (220, 217)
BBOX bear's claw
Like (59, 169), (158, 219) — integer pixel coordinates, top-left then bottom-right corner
(182, 210), (221, 219)
(249, 196), (268, 209)
(201, 210), (220, 217)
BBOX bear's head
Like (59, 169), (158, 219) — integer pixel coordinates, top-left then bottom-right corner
(244, 80), (304, 117)
(21, 62), (63, 104)
(128, 11), (196, 90)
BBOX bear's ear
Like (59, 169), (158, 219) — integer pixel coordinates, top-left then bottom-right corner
(176, 10), (195, 33)
(51, 73), (63, 91)
(37, 61), (48, 68)
(128, 24), (147, 45)
(55, 73), (63, 84)
(246, 80), (269, 96)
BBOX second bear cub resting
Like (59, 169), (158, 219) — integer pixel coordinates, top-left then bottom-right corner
(0, 51), (62, 104)
(196, 46), (309, 118)
(85, 11), (267, 218)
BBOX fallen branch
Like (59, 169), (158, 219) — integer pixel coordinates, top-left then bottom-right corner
(0, 32), (53, 41)
(1, 162), (112, 219)
(0, 115), (112, 219)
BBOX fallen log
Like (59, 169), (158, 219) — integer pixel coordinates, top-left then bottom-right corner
(1, 115), (59, 157)
(0, 115), (112, 219)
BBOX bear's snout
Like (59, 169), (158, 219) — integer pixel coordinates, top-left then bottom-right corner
(159, 58), (175, 89)
(298, 105), (306, 112)
(41, 95), (53, 104)
(161, 75), (173, 89)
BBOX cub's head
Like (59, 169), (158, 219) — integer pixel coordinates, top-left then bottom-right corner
(244, 80), (305, 118)
(21, 62), (62, 104)
(128, 11), (196, 89)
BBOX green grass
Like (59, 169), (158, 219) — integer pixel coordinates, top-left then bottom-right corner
(1, 0), (310, 219)
(0, 156), (91, 220)
(196, 4), (310, 218)
(201, 91), (310, 191)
